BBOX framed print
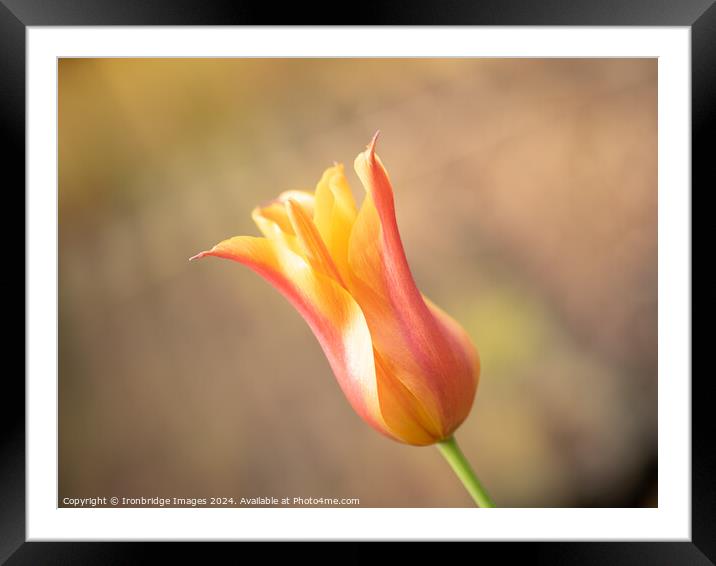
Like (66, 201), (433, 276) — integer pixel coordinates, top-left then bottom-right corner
(5, 0), (708, 562)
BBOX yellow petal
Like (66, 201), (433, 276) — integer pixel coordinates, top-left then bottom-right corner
(313, 164), (358, 282)
(286, 198), (346, 286)
(251, 190), (315, 257)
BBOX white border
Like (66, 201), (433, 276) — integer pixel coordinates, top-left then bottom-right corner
(27, 27), (691, 541)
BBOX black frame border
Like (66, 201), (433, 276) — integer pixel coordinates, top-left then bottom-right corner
(5, 1), (709, 563)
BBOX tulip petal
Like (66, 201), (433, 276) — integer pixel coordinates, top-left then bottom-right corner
(278, 189), (316, 214)
(251, 203), (301, 256)
(251, 190), (317, 259)
(373, 351), (444, 445)
(352, 134), (438, 347)
(191, 235), (396, 440)
(422, 296), (479, 433)
(313, 164), (358, 282)
(349, 135), (477, 437)
(286, 198), (346, 286)
(253, 201), (292, 235)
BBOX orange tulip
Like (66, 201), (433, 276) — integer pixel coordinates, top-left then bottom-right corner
(191, 134), (479, 446)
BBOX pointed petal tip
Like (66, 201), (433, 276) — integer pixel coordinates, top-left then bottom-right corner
(284, 198), (303, 227)
(367, 130), (381, 158)
(284, 197), (299, 212)
(189, 250), (211, 262)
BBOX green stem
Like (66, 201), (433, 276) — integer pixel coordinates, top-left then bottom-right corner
(436, 436), (495, 508)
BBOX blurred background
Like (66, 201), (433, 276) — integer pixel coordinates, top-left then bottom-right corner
(59, 58), (657, 508)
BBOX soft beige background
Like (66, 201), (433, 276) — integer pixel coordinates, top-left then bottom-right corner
(59, 59), (657, 507)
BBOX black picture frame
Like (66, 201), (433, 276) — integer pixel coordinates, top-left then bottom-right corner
(4, 1), (707, 563)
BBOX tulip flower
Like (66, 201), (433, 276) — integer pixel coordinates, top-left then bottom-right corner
(191, 133), (494, 507)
